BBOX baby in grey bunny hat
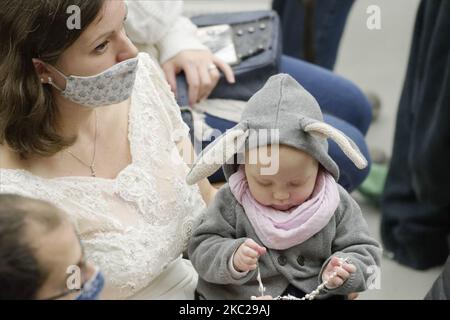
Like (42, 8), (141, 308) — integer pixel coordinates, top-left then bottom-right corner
(186, 74), (381, 300)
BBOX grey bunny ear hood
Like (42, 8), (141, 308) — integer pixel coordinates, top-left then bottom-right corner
(186, 74), (367, 185)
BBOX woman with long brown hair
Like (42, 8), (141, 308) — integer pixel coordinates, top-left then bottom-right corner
(0, 0), (215, 299)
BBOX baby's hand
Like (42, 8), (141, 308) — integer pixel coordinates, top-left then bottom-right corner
(322, 256), (356, 289)
(233, 239), (267, 272)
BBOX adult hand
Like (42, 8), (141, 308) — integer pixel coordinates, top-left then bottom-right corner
(162, 50), (235, 105)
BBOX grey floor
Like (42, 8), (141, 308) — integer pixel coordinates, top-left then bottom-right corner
(184, 0), (444, 299)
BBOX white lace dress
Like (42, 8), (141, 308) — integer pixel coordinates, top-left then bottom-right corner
(0, 53), (206, 300)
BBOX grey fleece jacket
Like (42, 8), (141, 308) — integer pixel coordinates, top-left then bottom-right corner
(188, 184), (381, 300)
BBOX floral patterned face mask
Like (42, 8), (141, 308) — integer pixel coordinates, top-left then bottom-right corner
(48, 56), (139, 108)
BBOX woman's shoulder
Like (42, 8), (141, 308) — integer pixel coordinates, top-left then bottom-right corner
(0, 167), (43, 198)
(0, 146), (58, 197)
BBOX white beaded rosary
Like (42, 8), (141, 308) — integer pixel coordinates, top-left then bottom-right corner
(254, 257), (349, 300)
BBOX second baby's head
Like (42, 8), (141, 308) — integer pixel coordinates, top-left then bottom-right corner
(244, 144), (319, 211)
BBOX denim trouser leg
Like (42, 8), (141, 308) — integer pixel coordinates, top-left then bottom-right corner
(273, 0), (354, 70)
(280, 55), (372, 135)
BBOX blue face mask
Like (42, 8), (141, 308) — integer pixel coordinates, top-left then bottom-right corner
(75, 268), (105, 300)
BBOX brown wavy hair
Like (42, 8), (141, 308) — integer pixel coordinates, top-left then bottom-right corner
(0, 0), (104, 159)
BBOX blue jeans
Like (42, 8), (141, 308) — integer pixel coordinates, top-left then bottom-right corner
(273, 0), (354, 70)
(199, 55), (372, 192)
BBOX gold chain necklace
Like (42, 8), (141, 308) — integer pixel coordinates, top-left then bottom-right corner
(66, 110), (98, 177)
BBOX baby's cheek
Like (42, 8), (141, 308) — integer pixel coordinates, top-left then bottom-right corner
(290, 189), (314, 204)
(290, 194), (308, 206)
(248, 184), (272, 206)
(254, 191), (273, 206)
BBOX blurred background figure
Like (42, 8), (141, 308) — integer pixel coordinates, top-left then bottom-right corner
(381, 0), (450, 270)
(0, 194), (103, 300)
